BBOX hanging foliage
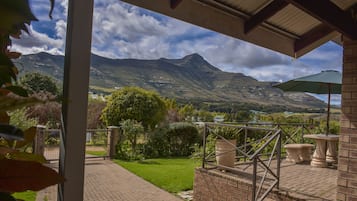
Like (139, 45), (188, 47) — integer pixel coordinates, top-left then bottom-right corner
(0, 0), (64, 200)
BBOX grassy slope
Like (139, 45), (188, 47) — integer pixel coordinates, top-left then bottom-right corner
(115, 158), (199, 193)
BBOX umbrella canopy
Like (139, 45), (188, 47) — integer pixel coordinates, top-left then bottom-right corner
(274, 70), (342, 135)
(274, 70), (341, 94)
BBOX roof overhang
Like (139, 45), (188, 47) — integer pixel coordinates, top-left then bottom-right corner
(122, 0), (357, 58)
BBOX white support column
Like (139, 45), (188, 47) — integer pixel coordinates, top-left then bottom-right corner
(58, 0), (94, 200)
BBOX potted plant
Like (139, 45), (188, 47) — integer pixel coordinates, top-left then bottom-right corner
(211, 126), (238, 168)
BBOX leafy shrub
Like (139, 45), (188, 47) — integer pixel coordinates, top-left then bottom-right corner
(166, 122), (200, 156)
(116, 140), (132, 161)
(311, 119), (339, 135)
(19, 72), (59, 96)
(9, 108), (38, 130)
(191, 133), (216, 160)
(87, 100), (106, 129)
(88, 131), (107, 145)
(144, 122), (200, 158)
(101, 87), (167, 130)
(26, 101), (61, 128)
(120, 119), (144, 160)
(209, 126), (239, 140)
(144, 126), (170, 158)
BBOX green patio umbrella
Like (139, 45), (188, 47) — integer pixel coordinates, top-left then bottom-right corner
(274, 70), (342, 135)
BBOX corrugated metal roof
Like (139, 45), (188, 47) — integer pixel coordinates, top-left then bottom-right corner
(216, 0), (272, 14)
(204, 0), (340, 37)
(203, 0), (356, 37)
(267, 5), (321, 36)
(123, 0), (357, 57)
(331, 0), (356, 9)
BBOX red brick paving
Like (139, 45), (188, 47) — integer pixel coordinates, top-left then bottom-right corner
(36, 159), (183, 201)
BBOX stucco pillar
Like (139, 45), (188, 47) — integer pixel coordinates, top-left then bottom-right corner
(337, 39), (357, 201)
(107, 126), (120, 159)
(33, 125), (46, 156)
(58, 0), (94, 200)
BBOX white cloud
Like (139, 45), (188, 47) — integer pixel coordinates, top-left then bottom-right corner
(11, 25), (64, 55)
(299, 42), (342, 70)
(302, 46), (341, 61)
(92, 1), (168, 59)
(179, 36), (292, 69)
(55, 20), (67, 39)
(18, 0), (342, 85)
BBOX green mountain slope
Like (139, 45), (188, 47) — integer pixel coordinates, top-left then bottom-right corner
(15, 52), (325, 111)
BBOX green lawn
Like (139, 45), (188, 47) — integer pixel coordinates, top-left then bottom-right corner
(114, 158), (200, 193)
(86, 150), (107, 156)
(13, 191), (36, 201)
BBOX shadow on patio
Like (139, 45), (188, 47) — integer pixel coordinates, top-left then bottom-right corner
(194, 122), (338, 201)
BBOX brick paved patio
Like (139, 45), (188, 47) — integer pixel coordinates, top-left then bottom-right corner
(39, 147), (337, 201)
(196, 160), (337, 200)
(36, 159), (183, 201)
(36, 147), (182, 201)
(278, 161), (337, 200)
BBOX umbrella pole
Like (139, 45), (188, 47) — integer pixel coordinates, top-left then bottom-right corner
(326, 84), (331, 135)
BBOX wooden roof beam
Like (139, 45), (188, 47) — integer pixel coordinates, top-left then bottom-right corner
(294, 24), (334, 52)
(284, 0), (357, 40)
(244, 0), (288, 34)
(170, 0), (183, 9)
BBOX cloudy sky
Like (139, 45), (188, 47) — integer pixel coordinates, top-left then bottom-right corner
(13, 0), (342, 104)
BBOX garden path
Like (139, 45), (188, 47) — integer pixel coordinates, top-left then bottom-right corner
(36, 158), (183, 201)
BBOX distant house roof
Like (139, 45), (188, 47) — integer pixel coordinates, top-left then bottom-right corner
(123, 0), (357, 58)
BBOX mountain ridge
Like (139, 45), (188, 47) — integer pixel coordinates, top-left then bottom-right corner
(15, 52), (325, 112)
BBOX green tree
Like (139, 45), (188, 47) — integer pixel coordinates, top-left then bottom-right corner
(164, 98), (178, 110)
(26, 102), (61, 128)
(19, 73), (61, 128)
(102, 87), (167, 130)
(120, 119), (144, 159)
(197, 109), (214, 122)
(87, 99), (106, 129)
(9, 108), (38, 130)
(234, 111), (252, 122)
(164, 98), (181, 123)
(20, 72), (59, 96)
(179, 104), (195, 121)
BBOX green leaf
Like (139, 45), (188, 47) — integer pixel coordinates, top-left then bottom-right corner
(0, 192), (16, 201)
(0, 159), (65, 192)
(6, 52), (21, 59)
(0, 54), (15, 67)
(0, 112), (10, 124)
(0, 124), (24, 141)
(5, 86), (28, 97)
(0, 0), (38, 31)
(15, 127), (36, 148)
(0, 96), (44, 113)
(9, 152), (47, 164)
(0, 146), (15, 157)
(0, 65), (15, 85)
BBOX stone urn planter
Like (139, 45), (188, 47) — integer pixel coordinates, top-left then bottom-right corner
(215, 139), (237, 168)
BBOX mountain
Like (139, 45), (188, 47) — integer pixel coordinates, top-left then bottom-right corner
(14, 52), (325, 112)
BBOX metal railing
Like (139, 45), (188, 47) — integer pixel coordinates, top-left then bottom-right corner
(225, 122), (313, 155)
(202, 123), (282, 201)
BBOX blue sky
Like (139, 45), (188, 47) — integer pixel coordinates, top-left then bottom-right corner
(13, 0), (342, 104)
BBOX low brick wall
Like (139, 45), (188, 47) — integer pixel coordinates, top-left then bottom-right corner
(193, 168), (304, 201)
